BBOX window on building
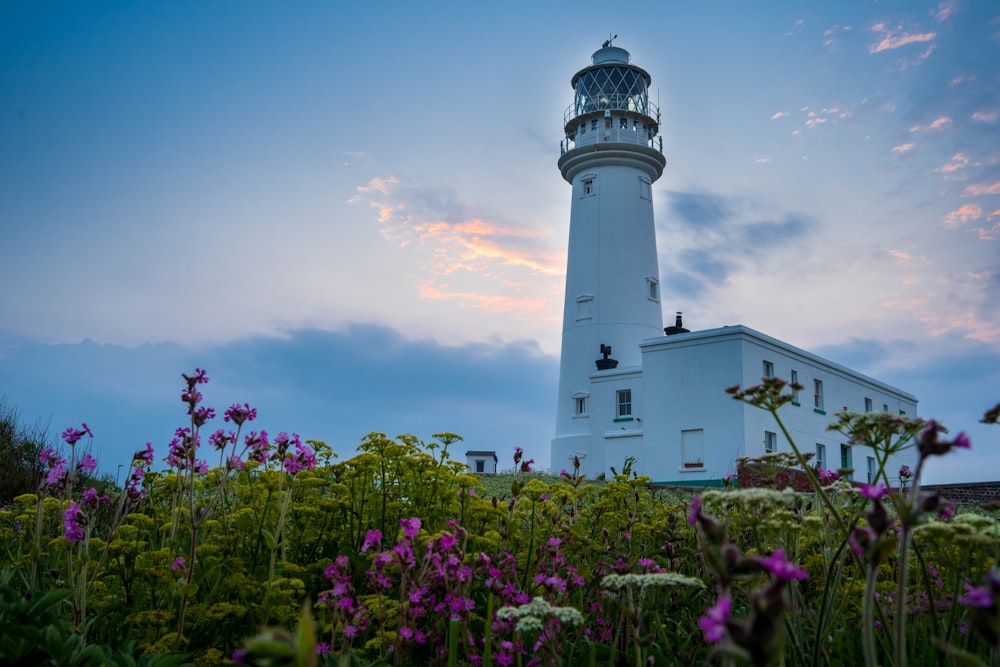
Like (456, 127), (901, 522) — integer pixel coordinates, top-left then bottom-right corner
(840, 444), (853, 479)
(764, 431), (777, 453)
(620, 117), (628, 129)
(591, 119), (598, 131)
(579, 123), (586, 134)
(867, 456), (876, 484)
(814, 379), (824, 411)
(647, 277), (659, 301)
(791, 370), (799, 403)
(616, 389), (632, 419)
(575, 295), (593, 321)
(682, 429), (704, 468)
(476, 459), (485, 473)
(899, 409), (906, 416)
(763, 360), (775, 378)
(583, 178), (594, 196)
(864, 397), (873, 412)
(816, 443), (826, 470)
(883, 403), (889, 412)
(574, 395), (589, 417)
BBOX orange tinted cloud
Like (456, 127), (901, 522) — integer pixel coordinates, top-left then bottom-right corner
(965, 182), (1000, 196)
(937, 153), (969, 173)
(870, 26), (936, 53)
(972, 110), (999, 122)
(892, 143), (915, 155)
(349, 176), (566, 314)
(943, 204), (982, 226)
(910, 117), (951, 132)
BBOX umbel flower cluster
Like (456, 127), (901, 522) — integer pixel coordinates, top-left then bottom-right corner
(1, 371), (998, 667)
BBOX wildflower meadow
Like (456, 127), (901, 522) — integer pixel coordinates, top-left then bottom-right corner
(1, 370), (998, 666)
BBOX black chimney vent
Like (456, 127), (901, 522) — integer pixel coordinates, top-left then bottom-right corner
(664, 312), (690, 336)
(595, 343), (619, 370)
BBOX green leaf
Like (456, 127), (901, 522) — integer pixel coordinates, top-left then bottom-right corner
(262, 529), (277, 551)
(295, 600), (316, 667)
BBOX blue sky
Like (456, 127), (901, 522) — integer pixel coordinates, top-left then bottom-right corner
(1, 1), (997, 483)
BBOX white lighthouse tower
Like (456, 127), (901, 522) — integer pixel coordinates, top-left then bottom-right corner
(551, 42), (666, 473)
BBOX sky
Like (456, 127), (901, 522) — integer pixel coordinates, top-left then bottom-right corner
(1, 1), (998, 484)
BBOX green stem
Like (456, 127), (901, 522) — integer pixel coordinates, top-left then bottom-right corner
(862, 564), (878, 667)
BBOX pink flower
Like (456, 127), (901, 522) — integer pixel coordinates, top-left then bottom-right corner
(758, 548), (809, 582)
(400, 517), (421, 539)
(698, 595), (732, 643)
(687, 496), (702, 526)
(224, 403), (257, 426)
(77, 454), (97, 473)
(171, 557), (186, 571)
(362, 529), (382, 552)
(861, 483), (888, 500)
(63, 502), (84, 543)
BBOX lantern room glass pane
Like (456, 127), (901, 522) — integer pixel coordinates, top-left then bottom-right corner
(574, 66), (649, 116)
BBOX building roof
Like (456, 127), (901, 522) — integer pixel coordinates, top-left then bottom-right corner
(640, 324), (918, 402)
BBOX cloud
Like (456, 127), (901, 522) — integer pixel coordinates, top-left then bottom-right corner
(805, 117), (828, 128)
(910, 117), (952, 132)
(0, 325), (559, 473)
(892, 143), (916, 155)
(755, 156), (773, 164)
(785, 18), (804, 36)
(869, 25), (936, 54)
(965, 182), (1000, 196)
(972, 110), (999, 122)
(943, 204), (983, 226)
(668, 191), (733, 230)
(662, 190), (817, 298)
(348, 176), (564, 315)
(770, 112), (789, 120)
(932, 0), (956, 22)
(937, 153), (969, 173)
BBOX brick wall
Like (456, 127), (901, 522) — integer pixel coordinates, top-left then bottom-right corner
(737, 462), (817, 492)
(737, 462), (1000, 509)
(923, 482), (1000, 508)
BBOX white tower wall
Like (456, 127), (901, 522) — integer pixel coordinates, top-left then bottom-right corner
(551, 45), (666, 473)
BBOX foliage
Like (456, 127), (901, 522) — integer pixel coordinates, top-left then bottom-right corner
(1, 371), (998, 666)
(0, 397), (55, 505)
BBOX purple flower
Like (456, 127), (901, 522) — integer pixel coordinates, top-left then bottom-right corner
(861, 483), (888, 500)
(224, 403), (257, 426)
(64, 502), (84, 542)
(315, 641), (330, 655)
(77, 453), (97, 473)
(953, 432), (971, 449)
(758, 548), (809, 582)
(61, 426), (87, 445)
(45, 464), (65, 487)
(400, 517), (421, 539)
(960, 584), (993, 609)
(171, 556), (186, 571)
(698, 595), (732, 643)
(362, 529), (382, 552)
(82, 487), (98, 505)
(818, 467), (840, 482)
(687, 496), (702, 526)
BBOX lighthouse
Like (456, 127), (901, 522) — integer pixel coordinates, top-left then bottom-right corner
(548, 43), (917, 486)
(551, 42), (666, 473)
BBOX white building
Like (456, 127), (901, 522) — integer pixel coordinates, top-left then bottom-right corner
(551, 44), (917, 486)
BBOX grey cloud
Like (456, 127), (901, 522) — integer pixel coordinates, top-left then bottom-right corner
(659, 190), (818, 295)
(0, 325), (558, 474)
(740, 215), (815, 247)
(667, 191), (733, 229)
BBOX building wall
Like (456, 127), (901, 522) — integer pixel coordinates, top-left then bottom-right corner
(633, 326), (918, 485)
